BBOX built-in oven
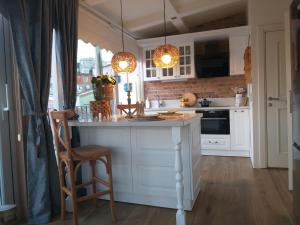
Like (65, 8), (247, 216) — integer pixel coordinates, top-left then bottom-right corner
(196, 110), (230, 134)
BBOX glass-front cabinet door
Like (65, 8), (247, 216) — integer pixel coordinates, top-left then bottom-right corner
(142, 43), (194, 81)
(144, 49), (159, 81)
(178, 43), (194, 79)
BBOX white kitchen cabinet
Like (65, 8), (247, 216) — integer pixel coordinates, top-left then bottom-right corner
(143, 48), (160, 81)
(229, 35), (248, 75)
(201, 135), (230, 150)
(142, 43), (194, 81)
(230, 109), (250, 151)
(177, 44), (194, 79)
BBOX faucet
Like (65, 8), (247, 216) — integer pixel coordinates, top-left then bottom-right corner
(156, 95), (163, 108)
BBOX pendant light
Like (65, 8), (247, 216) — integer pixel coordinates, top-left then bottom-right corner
(153, 0), (179, 68)
(112, 0), (137, 74)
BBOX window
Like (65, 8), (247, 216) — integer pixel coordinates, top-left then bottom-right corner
(49, 39), (140, 114)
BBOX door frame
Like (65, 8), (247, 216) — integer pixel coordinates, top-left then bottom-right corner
(255, 23), (287, 168)
(285, 11), (294, 191)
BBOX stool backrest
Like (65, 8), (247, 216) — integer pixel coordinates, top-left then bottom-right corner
(50, 109), (76, 158)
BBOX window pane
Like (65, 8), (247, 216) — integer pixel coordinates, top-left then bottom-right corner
(162, 68), (167, 76)
(179, 46), (184, 55)
(76, 40), (97, 107)
(146, 70), (151, 77)
(186, 66), (191, 74)
(180, 57), (184, 65)
(186, 56), (191, 64)
(185, 46), (190, 55)
(146, 50), (150, 59)
(180, 66), (185, 75)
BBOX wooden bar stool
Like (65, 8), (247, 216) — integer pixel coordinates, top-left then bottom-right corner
(50, 109), (116, 225)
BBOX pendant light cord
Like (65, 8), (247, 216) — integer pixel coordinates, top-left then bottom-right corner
(120, 0), (125, 52)
(163, 0), (167, 46)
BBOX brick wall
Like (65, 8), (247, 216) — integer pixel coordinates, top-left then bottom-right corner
(144, 75), (247, 100)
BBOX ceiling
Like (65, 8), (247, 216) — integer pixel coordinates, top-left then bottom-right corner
(80, 0), (247, 39)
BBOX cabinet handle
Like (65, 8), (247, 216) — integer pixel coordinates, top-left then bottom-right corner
(241, 110), (244, 112)
(208, 141), (212, 144)
(234, 110), (237, 112)
(215, 141), (218, 144)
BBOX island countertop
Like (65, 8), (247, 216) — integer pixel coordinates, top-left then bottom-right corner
(68, 113), (202, 127)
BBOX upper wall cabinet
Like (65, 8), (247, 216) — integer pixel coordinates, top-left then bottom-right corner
(144, 49), (159, 81)
(143, 43), (194, 81)
(229, 35), (249, 76)
(139, 26), (249, 81)
(178, 44), (195, 79)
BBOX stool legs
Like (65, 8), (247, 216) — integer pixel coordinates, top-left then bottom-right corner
(68, 161), (79, 225)
(107, 155), (116, 222)
(59, 161), (66, 221)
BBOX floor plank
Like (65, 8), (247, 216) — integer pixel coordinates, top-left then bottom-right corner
(46, 156), (294, 225)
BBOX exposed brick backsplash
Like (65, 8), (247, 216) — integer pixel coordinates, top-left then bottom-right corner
(144, 75), (247, 100)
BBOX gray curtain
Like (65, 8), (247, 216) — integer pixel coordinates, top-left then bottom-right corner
(54, 0), (79, 109)
(0, 0), (79, 223)
(0, 0), (60, 224)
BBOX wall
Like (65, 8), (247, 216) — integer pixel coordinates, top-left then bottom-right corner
(248, 0), (292, 168)
(144, 75), (246, 100)
(78, 4), (139, 55)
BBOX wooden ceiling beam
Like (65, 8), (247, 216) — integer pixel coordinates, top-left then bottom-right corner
(165, 0), (189, 33)
(125, 0), (243, 33)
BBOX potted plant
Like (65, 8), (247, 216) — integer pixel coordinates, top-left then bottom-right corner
(90, 75), (117, 120)
(91, 75), (117, 101)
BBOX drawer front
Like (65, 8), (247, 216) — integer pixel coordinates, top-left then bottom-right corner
(201, 135), (230, 150)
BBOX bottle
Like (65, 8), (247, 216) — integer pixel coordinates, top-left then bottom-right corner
(145, 97), (150, 109)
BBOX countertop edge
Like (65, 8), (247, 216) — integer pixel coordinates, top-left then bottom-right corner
(68, 114), (202, 127)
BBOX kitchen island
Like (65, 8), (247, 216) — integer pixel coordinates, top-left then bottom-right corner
(69, 113), (202, 225)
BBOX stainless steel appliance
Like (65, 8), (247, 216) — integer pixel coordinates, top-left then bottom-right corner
(290, 1), (300, 223)
(196, 110), (230, 134)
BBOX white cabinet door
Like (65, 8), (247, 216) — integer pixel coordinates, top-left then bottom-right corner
(177, 44), (195, 79)
(143, 43), (194, 81)
(229, 35), (248, 75)
(230, 109), (250, 151)
(143, 48), (160, 81)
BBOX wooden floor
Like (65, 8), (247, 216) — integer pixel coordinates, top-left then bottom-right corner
(48, 156), (295, 225)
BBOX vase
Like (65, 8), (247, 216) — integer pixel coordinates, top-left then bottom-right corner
(235, 94), (243, 107)
(103, 84), (114, 100)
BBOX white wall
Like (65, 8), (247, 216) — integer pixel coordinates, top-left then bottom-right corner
(78, 6), (139, 55)
(248, 0), (292, 168)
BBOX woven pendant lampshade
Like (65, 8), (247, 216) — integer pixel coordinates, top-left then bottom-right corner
(112, 51), (137, 74)
(153, 0), (179, 68)
(153, 44), (179, 68)
(112, 0), (137, 74)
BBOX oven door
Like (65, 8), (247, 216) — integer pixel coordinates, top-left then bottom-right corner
(201, 117), (230, 134)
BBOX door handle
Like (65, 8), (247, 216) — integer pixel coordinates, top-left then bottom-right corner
(293, 142), (300, 151)
(268, 97), (280, 101)
(3, 84), (10, 112)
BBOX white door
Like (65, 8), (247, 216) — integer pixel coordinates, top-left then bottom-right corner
(266, 30), (288, 168)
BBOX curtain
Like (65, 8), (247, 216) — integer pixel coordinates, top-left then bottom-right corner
(54, 0), (79, 109)
(0, 0), (60, 224)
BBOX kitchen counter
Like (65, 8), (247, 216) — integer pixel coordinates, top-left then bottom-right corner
(145, 105), (249, 112)
(69, 113), (202, 127)
(69, 113), (202, 225)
